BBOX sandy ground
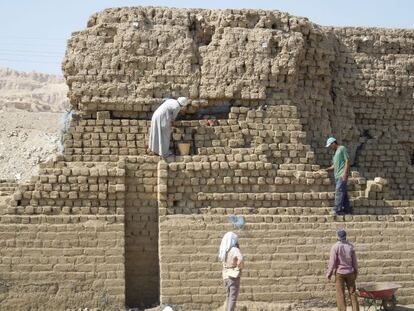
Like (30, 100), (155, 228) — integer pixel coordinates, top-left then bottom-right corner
(0, 66), (67, 182)
(0, 108), (61, 181)
(142, 302), (414, 311)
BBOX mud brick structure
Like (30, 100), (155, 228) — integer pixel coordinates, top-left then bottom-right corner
(0, 7), (414, 310)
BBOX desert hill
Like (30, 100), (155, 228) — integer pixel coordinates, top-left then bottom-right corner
(0, 67), (68, 182)
(0, 66), (69, 112)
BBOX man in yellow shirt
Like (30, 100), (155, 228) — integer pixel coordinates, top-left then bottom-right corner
(324, 137), (351, 216)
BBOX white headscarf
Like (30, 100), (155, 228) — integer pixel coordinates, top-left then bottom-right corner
(218, 231), (238, 262)
(177, 97), (189, 107)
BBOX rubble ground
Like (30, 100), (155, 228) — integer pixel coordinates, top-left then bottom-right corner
(141, 302), (414, 311)
(0, 107), (61, 181)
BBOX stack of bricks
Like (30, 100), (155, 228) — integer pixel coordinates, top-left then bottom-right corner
(0, 179), (17, 197)
(64, 118), (150, 158)
(353, 139), (414, 199)
(8, 157), (126, 213)
(0, 6), (412, 310)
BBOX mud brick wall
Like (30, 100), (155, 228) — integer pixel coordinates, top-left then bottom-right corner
(10, 158), (126, 210)
(159, 215), (414, 310)
(163, 103), (334, 215)
(0, 215), (124, 310)
(0, 6), (413, 310)
(63, 7), (413, 199)
(164, 155), (333, 214)
(64, 119), (150, 157)
(322, 27), (414, 198)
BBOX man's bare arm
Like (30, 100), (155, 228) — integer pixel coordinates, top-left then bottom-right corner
(342, 159), (350, 181)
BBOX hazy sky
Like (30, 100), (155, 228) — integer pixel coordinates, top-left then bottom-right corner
(1, 0), (413, 75)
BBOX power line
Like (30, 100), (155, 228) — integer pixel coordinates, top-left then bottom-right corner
(0, 34), (68, 41)
(0, 48), (65, 53)
(0, 39), (67, 45)
(0, 51), (64, 57)
(0, 46), (66, 52)
(0, 58), (62, 64)
(1, 39), (66, 46)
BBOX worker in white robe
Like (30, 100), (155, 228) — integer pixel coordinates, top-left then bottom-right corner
(148, 97), (189, 157)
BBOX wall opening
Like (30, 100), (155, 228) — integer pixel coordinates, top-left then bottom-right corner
(125, 160), (159, 308)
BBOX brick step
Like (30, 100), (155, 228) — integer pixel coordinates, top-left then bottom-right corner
(162, 213), (414, 223)
(193, 190), (390, 203)
(244, 120), (302, 128)
(15, 161), (120, 185)
(194, 201), (333, 210)
(0, 179), (17, 183)
(353, 198), (414, 208)
(196, 205), (413, 216)
(196, 191), (335, 201)
(0, 183), (18, 187)
(0, 205), (123, 216)
(0, 187), (16, 192)
(166, 179), (335, 189)
(230, 105), (296, 115)
(64, 147), (148, 156)
(196, 190), (340, 201)
(197, 147), (257, 155)
(0, 191), (15, 197)
(383, 200), (414, 207)
(168, 183), (334, 194)
(168, 160), (275, 171)
(198, 144), (313, 155)
(0, 181), (18, 197)
(71, 118), (151, 127)
(63, 154), (160, 163)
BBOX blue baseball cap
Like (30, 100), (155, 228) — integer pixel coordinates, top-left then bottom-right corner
(325, 137), (337, 147)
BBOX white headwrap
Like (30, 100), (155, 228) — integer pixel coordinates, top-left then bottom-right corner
(218, 231), (238, 262)
(177, 97), (189, 107)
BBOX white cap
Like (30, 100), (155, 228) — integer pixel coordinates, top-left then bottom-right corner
(177, 97), (189, 107)
(162, 307), (174, 311)
(325, 137), (337, 147)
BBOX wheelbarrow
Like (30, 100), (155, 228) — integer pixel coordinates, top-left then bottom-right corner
(357, 283), (401, 311)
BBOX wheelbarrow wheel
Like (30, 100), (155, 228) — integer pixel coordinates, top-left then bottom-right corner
(382, 295), (397, 311)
